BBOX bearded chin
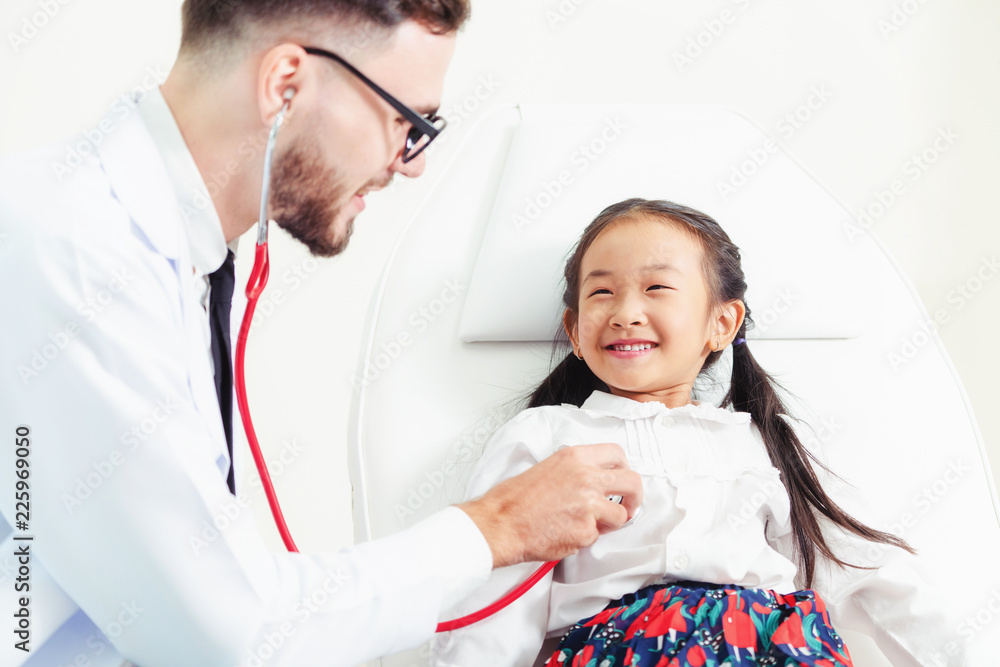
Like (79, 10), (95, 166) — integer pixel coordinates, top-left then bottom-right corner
(268, 145), (352, 258)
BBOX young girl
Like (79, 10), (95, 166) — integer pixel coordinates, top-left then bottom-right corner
(432, 199), (955, 667)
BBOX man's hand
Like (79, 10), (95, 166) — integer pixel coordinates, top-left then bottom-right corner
(457, 443), (642, 568)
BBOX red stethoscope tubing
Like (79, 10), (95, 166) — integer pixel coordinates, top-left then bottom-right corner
(435, 559), (559, 632)
(235, 242), (299, 553)
(233, 240), (558, 631)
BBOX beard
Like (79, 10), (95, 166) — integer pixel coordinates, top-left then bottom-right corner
(268, 141), (354, 258)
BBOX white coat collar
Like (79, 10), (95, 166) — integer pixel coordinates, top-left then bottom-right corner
(136, 87), (233, 275)
(577, 390), (751, 425)
(95, 87), (232, 274)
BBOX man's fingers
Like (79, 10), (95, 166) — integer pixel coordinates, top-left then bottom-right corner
(584, 463), (642, 521)
(553, 444), (643, 523)
(593, 495), (630, 533)
(602, 467), (643, 519)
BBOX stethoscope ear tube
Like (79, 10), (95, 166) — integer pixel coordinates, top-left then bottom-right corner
(256, 94), (292, 245)
(235, 94), (300, 553)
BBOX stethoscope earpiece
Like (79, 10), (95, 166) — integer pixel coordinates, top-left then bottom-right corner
(282, 87), (296, 102)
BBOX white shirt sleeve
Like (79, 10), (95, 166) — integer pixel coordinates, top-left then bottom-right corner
(431, 410), (558, 667)
(0, 216), (492, 666)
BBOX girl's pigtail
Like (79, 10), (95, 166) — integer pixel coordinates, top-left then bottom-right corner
(528, 352), (608, 409)
(723, 324), (916, 588)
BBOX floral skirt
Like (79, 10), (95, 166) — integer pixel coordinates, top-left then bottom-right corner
(543, 581), (853, 667)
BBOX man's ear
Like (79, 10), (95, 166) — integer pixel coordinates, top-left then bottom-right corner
(257, 43), (307, 127)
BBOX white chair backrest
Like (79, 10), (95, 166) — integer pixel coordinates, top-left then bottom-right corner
(348, 104), (1000, 666)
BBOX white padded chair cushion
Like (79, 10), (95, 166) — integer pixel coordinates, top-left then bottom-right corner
(459, 104), (869, 343)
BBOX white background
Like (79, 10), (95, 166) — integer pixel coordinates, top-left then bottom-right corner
(2, 0), (997, 662)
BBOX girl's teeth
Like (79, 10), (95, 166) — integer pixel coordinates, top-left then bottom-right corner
(613, 343), (651, 351)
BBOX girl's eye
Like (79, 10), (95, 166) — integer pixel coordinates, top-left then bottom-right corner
(647, 284), (671, 291)
(589, 288), (612, 297)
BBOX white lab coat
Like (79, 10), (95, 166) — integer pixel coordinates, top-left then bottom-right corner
(0, 91), (490, 667)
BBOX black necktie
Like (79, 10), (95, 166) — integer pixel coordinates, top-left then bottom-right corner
(208, 250), (236, 495)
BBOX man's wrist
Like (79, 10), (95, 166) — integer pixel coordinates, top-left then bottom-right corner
(456, 496), (520, 569)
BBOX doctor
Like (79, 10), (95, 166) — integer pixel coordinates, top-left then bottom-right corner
(0, 1), (642, 666)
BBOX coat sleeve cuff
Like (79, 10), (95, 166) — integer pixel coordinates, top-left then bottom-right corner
(419, 506), (494, 611)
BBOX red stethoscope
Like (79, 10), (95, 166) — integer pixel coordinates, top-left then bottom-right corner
(232, 89), (557, 632)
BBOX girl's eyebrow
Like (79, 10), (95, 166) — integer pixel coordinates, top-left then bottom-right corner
(582, 263), (680, 283)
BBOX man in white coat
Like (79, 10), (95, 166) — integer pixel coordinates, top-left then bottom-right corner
(0, 1), (641, 665)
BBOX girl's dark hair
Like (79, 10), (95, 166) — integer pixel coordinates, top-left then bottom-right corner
(180, 0), (470, 54)
(528, 198), (913, 587)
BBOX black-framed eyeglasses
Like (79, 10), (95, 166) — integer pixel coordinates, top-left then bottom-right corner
(302, 46), (447, 163)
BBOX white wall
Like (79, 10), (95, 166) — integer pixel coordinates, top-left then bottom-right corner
(2, 0), (997, 662)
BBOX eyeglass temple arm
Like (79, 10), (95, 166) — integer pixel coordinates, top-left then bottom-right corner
(301, 46), (439, 137)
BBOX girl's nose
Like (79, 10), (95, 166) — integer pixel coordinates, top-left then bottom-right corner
(610, 295), (647, 328)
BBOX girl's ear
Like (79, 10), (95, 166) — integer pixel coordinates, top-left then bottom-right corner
(713, 299), (746, 346)
(562, 309), (580, 354)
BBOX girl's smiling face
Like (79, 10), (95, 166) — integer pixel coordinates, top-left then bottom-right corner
(564, 215), (743, 407)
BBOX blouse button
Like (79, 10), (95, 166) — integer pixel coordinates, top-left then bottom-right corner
(660, 416), (676, 427)
(673, 554), (689, 570)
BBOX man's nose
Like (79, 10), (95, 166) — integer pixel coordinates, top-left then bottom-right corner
(390, 149), (426, 178)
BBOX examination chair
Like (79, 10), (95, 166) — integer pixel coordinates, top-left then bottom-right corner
(348, 104), (1000, 666)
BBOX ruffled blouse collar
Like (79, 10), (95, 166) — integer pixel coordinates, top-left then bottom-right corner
(576, 390), (751, 425)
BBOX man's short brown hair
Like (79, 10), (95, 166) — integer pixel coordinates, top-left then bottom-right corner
(180, 0), (471, 54)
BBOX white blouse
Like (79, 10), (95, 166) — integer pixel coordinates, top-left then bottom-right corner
(432, 390), (960, 667)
